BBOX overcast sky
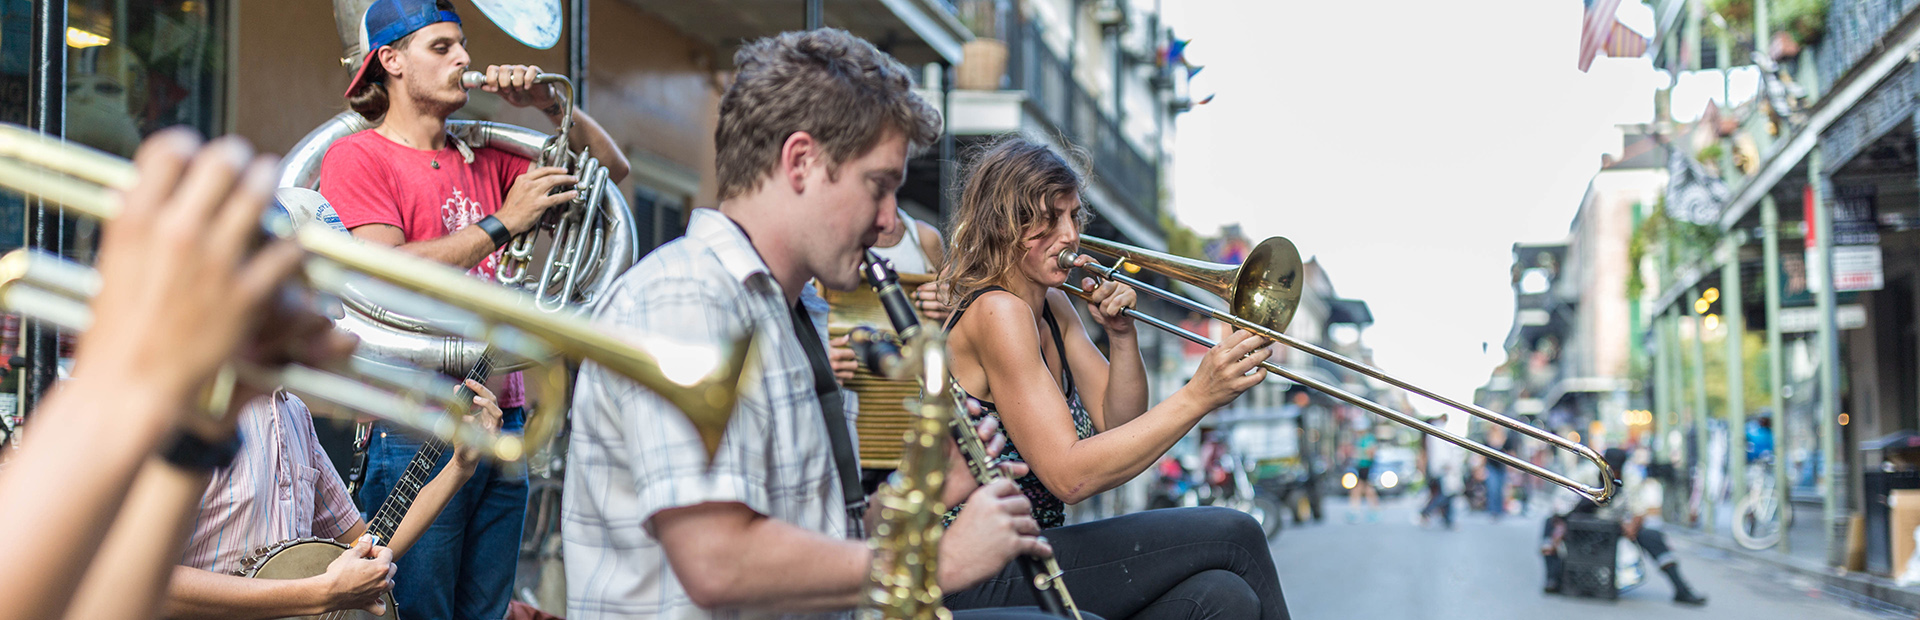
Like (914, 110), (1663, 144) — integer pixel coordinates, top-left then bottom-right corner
(1161, 0), (1748, 416)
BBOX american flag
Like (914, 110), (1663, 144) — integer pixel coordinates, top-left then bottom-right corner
(1604, 19), (1650, 59)
(1578, 0), (1627, 71)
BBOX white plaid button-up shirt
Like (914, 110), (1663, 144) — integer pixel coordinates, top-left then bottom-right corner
(563, 208), (858, 620)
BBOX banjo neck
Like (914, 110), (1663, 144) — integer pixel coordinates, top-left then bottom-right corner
(364, 347), (497, 545)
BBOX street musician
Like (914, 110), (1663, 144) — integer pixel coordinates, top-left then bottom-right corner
(317, 0), (627, 617)
(0, 132), (357, 620)
(562, 28), (1080, 620)
(937, 137), (1291, 619)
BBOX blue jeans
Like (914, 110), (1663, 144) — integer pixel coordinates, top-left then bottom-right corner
(1486, 467), (1508, 518)
(357, 407), (527, 620)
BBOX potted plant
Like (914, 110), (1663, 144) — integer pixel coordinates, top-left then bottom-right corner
(956, 0), (1008, 91)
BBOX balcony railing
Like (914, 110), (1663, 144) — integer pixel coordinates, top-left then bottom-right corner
(1006, 17), (1160, 224)
(1815, 0), (1920, 94)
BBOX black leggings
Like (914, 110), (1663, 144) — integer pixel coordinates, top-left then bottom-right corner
(945, 507), (1290, 620)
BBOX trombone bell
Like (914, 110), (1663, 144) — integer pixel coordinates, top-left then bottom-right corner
(1077, 235), (1305, 335)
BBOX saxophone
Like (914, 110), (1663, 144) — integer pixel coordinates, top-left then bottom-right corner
(858, 327), (957, 620)
(851, 252), (1083, 619)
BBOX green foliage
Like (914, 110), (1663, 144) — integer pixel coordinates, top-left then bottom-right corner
(1160, 213), (1206, 261)
(1696, 142), (1725, 165)
(1625, 196), (1722, 300)
(1773, 0), (1829, 45)
(1687, 330), (1776, 420)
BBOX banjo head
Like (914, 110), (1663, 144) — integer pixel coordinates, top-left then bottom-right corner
(242, 538), (398, 619)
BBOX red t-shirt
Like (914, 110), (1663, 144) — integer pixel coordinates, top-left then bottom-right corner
(318, 129), (530, 407)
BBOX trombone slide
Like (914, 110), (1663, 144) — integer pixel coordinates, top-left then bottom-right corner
(1061, 242), (1620, 505)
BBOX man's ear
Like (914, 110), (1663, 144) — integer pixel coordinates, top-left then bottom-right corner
(377, 46), (404, 78)
(780, 131), (818, 195)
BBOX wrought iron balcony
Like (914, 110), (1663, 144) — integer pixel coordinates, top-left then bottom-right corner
(1005, 18), (1161, 225)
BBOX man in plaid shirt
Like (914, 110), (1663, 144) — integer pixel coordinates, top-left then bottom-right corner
(563, 29), (1079, 620)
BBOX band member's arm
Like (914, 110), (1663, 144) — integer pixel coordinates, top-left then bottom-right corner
(1054, 283), (1150, 430)
(915, 219), (946, 273)
(957, 291), (1269, 504)
(548, 106), (630, 184)
(911, 222), (951, 321)
(481, 64), (629, 184)
(61, 459), (211, 620)
(0, 133), (318, 620)
(161, 541), (396, 620)
(653, 478), (1046, 611)
(335, 379), (500, 557)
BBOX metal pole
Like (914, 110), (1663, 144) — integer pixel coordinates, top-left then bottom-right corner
(1654, 307), (1672, 465)
(1685, 0), (1703, 72)
(1665, 309), (1686, 514)
(1762, 194), (1790, 555)
(569, 0), (590, 109)
(806, 0), (823, 29)
(1690, 287), (1712, 532)
(1811, 147), (1846, 568)
(1724, 235), (1748, 518)
(939, 62), (956, 219)
(22, 0), (66, 418)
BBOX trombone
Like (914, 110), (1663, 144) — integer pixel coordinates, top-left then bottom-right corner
(0, 123), (748, 461)
(1060, 235), (1619, 504)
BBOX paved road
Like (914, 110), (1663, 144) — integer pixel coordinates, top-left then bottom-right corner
(1270, 495), (1905, 620)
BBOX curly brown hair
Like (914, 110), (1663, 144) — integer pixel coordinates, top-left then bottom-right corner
(943, 137), (1089, 307)
(715, 28), (943, 201)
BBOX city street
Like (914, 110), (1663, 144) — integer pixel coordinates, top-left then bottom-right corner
(1272, 497), (1905, 620)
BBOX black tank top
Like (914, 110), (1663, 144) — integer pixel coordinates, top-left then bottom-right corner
(942, 287), (1097, 529)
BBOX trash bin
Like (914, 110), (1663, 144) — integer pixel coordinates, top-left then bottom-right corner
(1562, 515), (1622, 600)
(1861, 431), (1920, 576)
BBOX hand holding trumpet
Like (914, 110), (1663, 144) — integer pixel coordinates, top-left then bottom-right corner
(81, 130), (356, 438)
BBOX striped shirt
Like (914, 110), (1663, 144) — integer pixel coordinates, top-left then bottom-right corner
(564, 208), (857, 620)
(180, 392), (361, 574)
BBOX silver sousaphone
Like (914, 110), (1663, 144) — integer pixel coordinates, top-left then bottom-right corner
(285, 0), (636, 377)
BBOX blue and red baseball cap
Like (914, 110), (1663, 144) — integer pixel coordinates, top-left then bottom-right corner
(344, 0), (462, 99)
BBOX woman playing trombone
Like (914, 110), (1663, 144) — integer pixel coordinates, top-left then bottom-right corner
(937, 137), (1291, 620)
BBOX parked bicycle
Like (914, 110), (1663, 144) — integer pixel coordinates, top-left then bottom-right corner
(1734, 458), (1792, 550)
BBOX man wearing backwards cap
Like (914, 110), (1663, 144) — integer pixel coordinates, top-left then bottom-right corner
(317, 1), (628, 619)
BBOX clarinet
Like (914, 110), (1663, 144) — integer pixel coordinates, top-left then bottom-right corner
(851, 252), (1083, 620)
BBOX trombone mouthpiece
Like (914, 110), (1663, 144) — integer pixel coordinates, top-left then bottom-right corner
(1056, 250), (1078, 270)
(460, 71), (487, 89)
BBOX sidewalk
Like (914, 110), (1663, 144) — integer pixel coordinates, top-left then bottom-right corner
(1670, 501), (1920, 615)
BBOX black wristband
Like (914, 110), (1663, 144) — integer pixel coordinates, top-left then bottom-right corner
(476, 215), (513, 248)
(159, 431), (242, 472)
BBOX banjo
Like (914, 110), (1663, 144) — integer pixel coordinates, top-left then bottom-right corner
(239, 351), (498, 620)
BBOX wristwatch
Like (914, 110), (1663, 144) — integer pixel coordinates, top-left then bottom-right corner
(159, 430), (243, 471)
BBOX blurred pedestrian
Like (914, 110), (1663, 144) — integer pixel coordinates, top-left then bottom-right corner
(1420, 415), (1460, 529)
(1348, 428), (1381, 523)
(1485, 426), (1514, 520)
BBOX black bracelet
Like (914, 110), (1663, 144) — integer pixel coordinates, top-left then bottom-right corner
(159, 430), (242, 472)
(475, 215), (513, 248)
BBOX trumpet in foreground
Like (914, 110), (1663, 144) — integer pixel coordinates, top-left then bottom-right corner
(0, 123), (747, 460)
